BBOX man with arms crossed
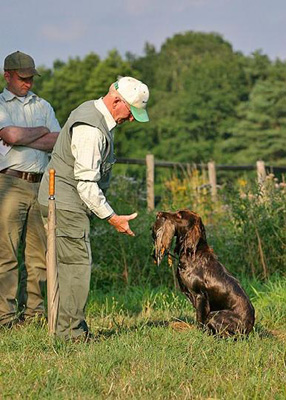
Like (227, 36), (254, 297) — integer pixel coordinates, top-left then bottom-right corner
(0, 51), (60, 328)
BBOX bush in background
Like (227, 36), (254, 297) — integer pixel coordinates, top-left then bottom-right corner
(210, 174), (286, 279)
(90, 176), (175, 291)
(90, 170), (286, 291)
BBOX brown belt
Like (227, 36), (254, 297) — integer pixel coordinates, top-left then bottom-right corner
(0, 168), (43, 183)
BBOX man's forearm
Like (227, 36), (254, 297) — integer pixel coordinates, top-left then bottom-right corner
(26, 132), (59, 151)
(0, 126), (50, 145)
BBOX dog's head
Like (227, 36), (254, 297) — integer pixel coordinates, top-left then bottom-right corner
(152, 209), (206, 265)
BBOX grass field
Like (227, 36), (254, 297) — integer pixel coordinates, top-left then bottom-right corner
(1, 277), (286, 399)
(1, 176), (285, 399)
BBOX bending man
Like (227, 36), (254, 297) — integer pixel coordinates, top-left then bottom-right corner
(38, 76), (149, 341)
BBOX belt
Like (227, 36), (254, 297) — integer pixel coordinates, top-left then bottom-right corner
(0, 168), (43, 183)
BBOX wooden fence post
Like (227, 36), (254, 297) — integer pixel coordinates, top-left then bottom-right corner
(256, 160), (267, 198)
(208, 161), (217, 201)
(256, 160), (266, 185)
(146, 154), (155, 211)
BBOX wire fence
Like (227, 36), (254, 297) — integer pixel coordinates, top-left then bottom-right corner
(116, 155), (286, 210)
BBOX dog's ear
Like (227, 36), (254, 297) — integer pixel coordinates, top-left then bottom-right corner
(184, 215), (206, 253)
(153, 217), (176, 265)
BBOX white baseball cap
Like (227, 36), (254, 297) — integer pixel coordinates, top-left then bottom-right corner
(114, 76), (149, 122)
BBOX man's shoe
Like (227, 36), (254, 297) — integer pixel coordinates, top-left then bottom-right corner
(0, 318), (24, 330)
(0, 320), (16, 329)
(20, 314), (47, 327)
(70, 332), (98, 344)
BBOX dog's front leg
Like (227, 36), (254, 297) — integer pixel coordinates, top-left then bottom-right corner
(195, 292), (210, 326)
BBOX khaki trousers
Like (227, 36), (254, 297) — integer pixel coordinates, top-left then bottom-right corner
(41, 206), (91, 340)
(0, 174), (46, 325)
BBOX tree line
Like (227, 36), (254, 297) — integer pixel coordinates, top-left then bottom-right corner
(1, 31), (286, 166)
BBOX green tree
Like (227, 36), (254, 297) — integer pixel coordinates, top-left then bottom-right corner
(85, 49), (133, 99)
(38, 53), (100, 125)
(0, 74), (5, 92)
(32, 66), (53, 94)
(2, 31), (285, 168)
(221, 74), (286, 165)
(143, 32), (250, 163)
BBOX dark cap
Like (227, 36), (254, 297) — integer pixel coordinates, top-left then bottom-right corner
(4, 51), (40, 77)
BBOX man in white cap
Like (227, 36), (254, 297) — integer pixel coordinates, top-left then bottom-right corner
(38, 76), (150, 341)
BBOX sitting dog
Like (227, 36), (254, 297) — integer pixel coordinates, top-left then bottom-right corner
(152, 209), (255, 337)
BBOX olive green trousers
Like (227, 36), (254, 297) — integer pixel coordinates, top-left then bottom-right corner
(41, 205), (92, 340)
(0, 174), (46, 326)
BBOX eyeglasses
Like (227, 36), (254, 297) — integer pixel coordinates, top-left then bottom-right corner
(120, 98), (131, 115)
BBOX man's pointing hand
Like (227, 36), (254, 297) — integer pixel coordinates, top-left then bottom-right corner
(107, 212), (138, 236)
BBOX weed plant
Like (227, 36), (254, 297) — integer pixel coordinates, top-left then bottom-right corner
(160, 167), (219, 223)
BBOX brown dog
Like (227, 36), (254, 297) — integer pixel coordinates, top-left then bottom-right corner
(152, 209), (255, 337)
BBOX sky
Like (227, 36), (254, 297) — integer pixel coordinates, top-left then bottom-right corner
(0, 0), (285, 69)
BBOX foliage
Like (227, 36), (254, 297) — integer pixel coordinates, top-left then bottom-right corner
(37, 53), (101, 125)
(120, 32), (252, 163)
(85, 49), (134, 101)
(222, 72), (286, 164)
(1, 32), (286, 399)
(209, 175), (286, 279)
(89, 175), (174, 290)
(156, 168), (286, 279)
(87, 168), (286, 291)
(160, 166), (222, 223)
(0, 74), (5, 92)
(1, 31), (286, 166)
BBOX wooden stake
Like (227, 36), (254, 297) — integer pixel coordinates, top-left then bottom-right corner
(146, 154), (155, 211)
(208, 161), (217, 201)
(46, 169), (59, 335)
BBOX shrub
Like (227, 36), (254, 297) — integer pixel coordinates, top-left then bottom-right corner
(211, 175), (286, 278)
(90, 176), (174, 290)
(90, 171), (286, 291)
